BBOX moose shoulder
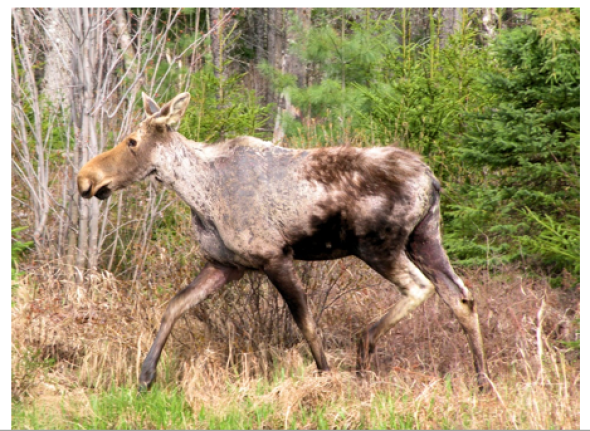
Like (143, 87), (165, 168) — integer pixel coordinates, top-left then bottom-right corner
(77, 92), (489, 392)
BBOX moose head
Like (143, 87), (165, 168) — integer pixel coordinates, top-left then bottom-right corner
(77, 92), (190, 200)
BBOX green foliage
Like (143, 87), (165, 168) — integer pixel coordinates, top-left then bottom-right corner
(266, 8), (498, 165)
(263, 10), (402, 143)
(520, 208), (579, 277)
(356, 13), (496, 163)
(11, 226), (33, 286)
(12, 386), (193, 430)
(180, 63), (271, 143)
(454, 8), (580, 274)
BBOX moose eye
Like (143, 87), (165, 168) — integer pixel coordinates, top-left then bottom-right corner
(128, 138), (137, 148)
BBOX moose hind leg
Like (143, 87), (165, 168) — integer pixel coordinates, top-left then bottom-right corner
(407, 200), (489, 389)
(139, 262), (243, 392)
(357, 253), (435, 373)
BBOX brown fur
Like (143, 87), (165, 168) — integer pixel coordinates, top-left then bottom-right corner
(77, 93), (490, 392)
(303, 146), (424, 197)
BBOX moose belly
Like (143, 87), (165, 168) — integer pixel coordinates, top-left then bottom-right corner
(292, 242), (353, 261)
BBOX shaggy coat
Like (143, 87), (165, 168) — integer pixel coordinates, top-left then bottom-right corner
(77, 93), (489, 391)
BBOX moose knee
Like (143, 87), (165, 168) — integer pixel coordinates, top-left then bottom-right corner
(403, 282), (435, 306)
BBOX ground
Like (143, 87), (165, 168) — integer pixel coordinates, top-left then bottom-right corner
(12, 254), (579, 429)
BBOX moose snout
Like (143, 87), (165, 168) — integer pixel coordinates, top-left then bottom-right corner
(77, 175), (94, 199)
(77, 165), (112, 200)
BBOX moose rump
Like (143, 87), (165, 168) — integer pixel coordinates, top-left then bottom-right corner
(279, 146), (428, 263)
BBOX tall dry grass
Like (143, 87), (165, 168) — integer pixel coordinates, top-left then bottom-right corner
(12, 227), (580, 428)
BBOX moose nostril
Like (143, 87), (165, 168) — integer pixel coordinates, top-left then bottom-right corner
(81, 187), (92, 198)
(77, 177), (93, 199)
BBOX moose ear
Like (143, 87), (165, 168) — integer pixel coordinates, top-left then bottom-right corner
(142, 92), (161, 117)
(154, 92), (191, 127)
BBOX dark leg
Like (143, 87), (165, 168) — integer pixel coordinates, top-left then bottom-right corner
(407, 198), (489, 389)
(357, 253), (435, 373)
(138, 262), (244, 391)
(263, 256), (330, 371)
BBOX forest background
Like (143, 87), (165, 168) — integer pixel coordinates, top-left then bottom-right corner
(11, 7), (580, 429)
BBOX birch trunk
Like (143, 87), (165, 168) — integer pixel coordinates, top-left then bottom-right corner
(12, 9), (51, 248)
(481, 8), (499, 42)
(11, 7), (240, 274)
(114, 8), (136, 71)
(41, 8), (72, 111)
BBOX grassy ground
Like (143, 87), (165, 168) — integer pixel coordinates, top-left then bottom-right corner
(11, 252), (579, 429)
(11, 358), (579, 429)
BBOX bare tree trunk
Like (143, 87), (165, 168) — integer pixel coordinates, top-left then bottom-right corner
(268, 8), (285, 73)
(114, 8), (136, 71)
(286, 8), (310, 88)
(66, 143), (79, 268)
(12, 7), (228, 275)
(70, 9), (89, 268)
(501, 8), (517, 29)
(268, 8), (288, 142)
(210, 8), (222, 79)
(481, 7), (499, 43)
(267, 7), (281, 108)
(270, 7), (309, 143)
(12, 9), (51, 248)
(83, 10), (101, 270)
(255, 8), (267, 66)
(252, 8), (269, 105)
(41, 8), (72, 112)
(440, 8), (463, 48)
(63, 8), (107, 270)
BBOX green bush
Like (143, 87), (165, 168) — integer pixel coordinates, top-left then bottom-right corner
(11, 226), (33, 289)
(180, 63), (271, 143)
(455, 8), (580, 274)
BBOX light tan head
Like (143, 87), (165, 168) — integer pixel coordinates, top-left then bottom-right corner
(77, 92), (190, 200)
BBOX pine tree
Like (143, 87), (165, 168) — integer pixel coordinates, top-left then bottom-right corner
(452, 8), (579, 277)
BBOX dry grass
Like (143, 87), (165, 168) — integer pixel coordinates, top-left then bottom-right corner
(12, 247), (579, 428)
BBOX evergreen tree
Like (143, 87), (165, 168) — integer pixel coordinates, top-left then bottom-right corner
(180, 63), (270, 143)
(449, 8), (579, 277)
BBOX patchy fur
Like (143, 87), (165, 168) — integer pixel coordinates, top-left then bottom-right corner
(77, 93), (490, 392)
(302, 146), (424, 198)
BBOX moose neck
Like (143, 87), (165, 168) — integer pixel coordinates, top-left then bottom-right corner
(153, 133), (214, 216)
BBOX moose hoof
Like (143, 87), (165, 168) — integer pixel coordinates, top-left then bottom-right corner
(138, 367), (157, 393)
(477, 373), (492, 393)
(137, 378), (154, 395)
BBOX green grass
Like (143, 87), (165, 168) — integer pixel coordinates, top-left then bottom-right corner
(12, 386), (193, 430)
(11, 362), (579, 430)
(11, 378), (420, 430)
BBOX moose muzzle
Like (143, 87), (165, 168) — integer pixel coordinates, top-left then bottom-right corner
(77, 165), (113, 200)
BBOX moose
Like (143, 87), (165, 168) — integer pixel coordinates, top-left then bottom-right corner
(78, 92), (489, 391)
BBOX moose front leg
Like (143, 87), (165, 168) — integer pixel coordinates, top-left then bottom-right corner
(263, 256), (330, 372)
(139, 262), (244, 392)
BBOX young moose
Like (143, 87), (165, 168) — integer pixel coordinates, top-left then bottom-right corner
(78, 92), (489, 391)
